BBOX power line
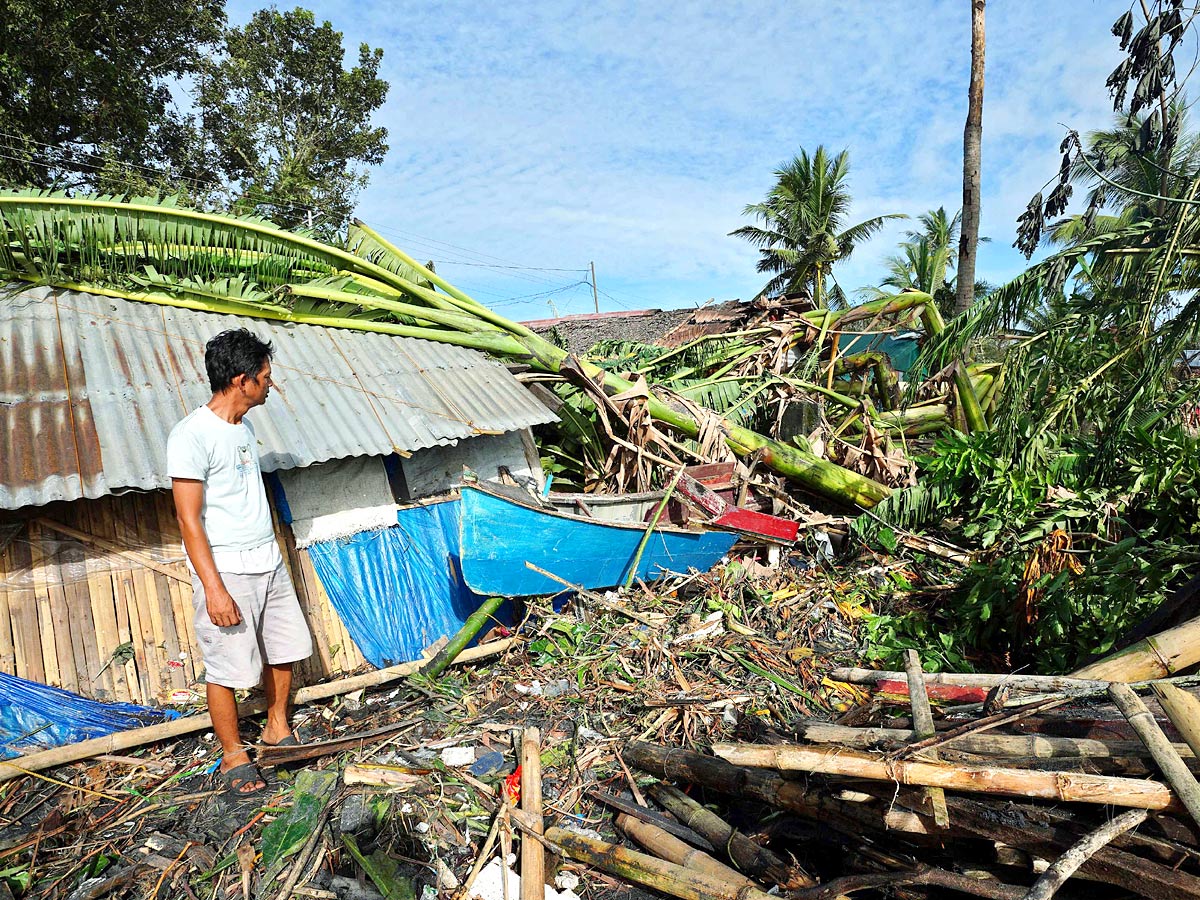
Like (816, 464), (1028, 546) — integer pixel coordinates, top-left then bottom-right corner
(366, 222), (573, 289)
(489, 281), (592, 309)
(1, 132), (607, 304)
(431, 260), (589, 274)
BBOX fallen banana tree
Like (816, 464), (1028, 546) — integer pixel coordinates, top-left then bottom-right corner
(0, 190), (926, 507)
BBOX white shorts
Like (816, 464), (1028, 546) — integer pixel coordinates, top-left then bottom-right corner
(191, 561), (314, 689)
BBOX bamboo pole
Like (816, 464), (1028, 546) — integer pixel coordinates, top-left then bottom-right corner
(1072, 614), (1200, 682)
(1021, 809), (1149, 900)
(420, 596), (506, 678)
(628, 742), (1200, 900)
(625, 742), (925, 838)
(520, 728), (544, 900)
(545, 828), (775, 900)
(624, 468), (684, 588)
(0, 638), (514, 785)
(1151, 683), (1200, 761)
(904, 650), (949, 827)
(645, 783), (811, 889)
(793, 721), (1196, 760)
(616, 815), (753, 886)
(711, 743), (1180, 811)
(1108, 683), (1200, 827)
(831, 667), (1200, 696)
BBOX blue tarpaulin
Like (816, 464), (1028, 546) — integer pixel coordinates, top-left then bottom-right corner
(0, 672), (177, 759)
(306, 500), (495, 668)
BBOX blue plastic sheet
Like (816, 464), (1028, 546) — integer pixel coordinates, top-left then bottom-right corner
(0, 672), (177, 759)
(307, 500), (501, 668)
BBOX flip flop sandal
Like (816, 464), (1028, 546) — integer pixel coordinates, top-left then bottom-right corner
(261, 735), (300, 747)
(220, 761), (268, 796)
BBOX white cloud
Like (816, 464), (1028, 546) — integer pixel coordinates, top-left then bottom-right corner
(228, 0), (1132, 315)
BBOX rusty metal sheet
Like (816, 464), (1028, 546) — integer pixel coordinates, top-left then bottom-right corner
(0, 286), (556, 510)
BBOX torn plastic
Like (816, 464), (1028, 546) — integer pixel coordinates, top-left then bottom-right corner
(306, 499), (510, 668)
(0, 670), (178, 759)
(0, 521), (187, 590)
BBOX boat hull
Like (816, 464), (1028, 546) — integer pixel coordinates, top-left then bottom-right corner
(459, 485), (737, 597)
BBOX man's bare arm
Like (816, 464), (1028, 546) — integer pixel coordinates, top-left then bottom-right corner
(172, 478), (243, 627)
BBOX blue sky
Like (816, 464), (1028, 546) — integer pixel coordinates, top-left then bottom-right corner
(230, 0), (1129, 321)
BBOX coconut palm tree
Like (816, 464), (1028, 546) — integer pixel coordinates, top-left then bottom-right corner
(731, 147), (904, 308)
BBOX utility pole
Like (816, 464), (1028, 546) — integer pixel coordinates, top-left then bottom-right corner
(589, 261), (600, 314)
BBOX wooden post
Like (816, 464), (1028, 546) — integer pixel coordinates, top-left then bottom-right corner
(904, 650), (949, 827)
(520, 727), (544, 900)
(1108, 683), (1200, 828)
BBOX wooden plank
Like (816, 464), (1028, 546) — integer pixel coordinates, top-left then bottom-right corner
(81, 501), (122, 701)
(273, 511), (323, 686)
(6, 528), (41, 682)
(294, 545), (335, 676)
(60, 530), (100, 696)
(92, 497), (138, 703)
(27, 522), (64, 689)
(0, 521), (18, 677)
(112, 496), (163, 702)
(134, 492), (185, 693)
(154, 492), (197, 686)
(119, 567), (153, 704)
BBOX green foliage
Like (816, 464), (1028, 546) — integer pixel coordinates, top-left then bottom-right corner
(858, 421), (1200, 672)
(861, 609), (972, 672)
(198, 7), (389, 235)
(260, 771), (337, 879)
(342, 834), (416, 900)
(0, 0), (225, 191)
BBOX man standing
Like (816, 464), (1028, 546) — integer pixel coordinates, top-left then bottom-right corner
(167, 328), (314, 796)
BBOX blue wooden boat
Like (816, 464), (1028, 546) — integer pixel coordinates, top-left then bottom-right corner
(458, 483), (737, 597)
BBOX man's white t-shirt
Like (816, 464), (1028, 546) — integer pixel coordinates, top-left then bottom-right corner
(166, 406), (281, 574)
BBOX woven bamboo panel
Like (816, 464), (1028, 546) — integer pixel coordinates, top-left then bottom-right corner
(0, 489), (365, 704)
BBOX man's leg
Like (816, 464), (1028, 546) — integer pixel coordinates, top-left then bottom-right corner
(260, 662), (295, 745)
(209, 682), (265, 792)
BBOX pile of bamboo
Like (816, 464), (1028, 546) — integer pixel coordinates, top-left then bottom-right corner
(542, 649), (1200, 899)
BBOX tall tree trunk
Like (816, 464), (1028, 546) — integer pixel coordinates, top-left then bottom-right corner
(955, 0), (986, 318)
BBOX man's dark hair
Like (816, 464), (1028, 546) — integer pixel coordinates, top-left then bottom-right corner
(205, 329), (274, 393)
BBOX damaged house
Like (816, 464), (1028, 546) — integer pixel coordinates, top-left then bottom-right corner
(0, 285), (557, 709)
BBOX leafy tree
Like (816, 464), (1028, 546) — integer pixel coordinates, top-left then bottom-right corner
(731, 146), (903, 308)
(0, 0), (225, 190)
(197, 7), (389, 235)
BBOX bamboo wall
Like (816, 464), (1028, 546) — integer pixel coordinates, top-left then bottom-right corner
(0, 489), (367, 705)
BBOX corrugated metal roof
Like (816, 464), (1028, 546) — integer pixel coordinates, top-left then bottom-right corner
(0, 286), (557, 510)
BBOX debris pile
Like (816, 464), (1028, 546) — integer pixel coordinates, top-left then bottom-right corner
(0, 552), (872, 899)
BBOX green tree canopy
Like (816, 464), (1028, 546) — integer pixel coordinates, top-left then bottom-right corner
(197, 7), (389, 235)
(731, 146), (903, 308)
(0, 0), (225, 189)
